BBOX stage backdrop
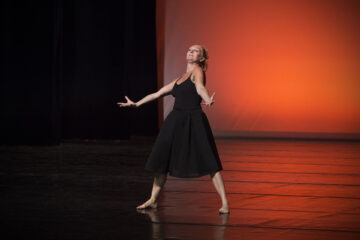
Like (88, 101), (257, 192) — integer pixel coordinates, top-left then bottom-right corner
(156, 0), (360, 139)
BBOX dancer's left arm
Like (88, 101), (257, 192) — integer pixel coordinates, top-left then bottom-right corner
(193, 69), (215, 107)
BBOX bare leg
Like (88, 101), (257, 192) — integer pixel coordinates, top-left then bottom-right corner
(210, 171), (230, 214)
(136, 172), (167, 209)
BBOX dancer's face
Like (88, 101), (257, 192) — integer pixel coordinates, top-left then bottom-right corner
(186, 45), (202, 63)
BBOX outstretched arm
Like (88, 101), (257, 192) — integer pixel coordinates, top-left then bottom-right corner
(133, 92), (157, 108)
(117, 77), (180, 108)
(193, 69), (215, 107)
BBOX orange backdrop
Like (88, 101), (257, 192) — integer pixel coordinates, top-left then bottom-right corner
(156, 0), (360, 139)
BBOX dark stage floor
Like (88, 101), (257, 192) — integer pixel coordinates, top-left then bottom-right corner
(1, 138), (360, 239)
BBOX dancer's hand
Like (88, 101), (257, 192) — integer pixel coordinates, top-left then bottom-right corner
(201, 92), (215, 107)
(117, 96), (137, 108)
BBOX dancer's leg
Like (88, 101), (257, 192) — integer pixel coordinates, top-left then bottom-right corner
(136, 172), (167, 209)
(210, 171), (230, 213)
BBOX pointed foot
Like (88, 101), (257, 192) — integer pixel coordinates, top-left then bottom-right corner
(219, 206), (230, 214)
(136, 199), (158, 210)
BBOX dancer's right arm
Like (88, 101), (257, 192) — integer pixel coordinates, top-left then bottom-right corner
(117, 77), (180, 108)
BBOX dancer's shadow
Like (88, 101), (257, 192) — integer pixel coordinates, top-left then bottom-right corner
(137, 208), (229, 240)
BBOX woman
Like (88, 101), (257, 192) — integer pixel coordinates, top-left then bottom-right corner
(117, 44), (230, 214)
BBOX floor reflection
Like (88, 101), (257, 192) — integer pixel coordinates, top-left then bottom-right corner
(2, 140), (360, 239)
(137, 208), (229, 240)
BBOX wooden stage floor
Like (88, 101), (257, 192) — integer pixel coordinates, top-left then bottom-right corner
(1, 138), (360, 239)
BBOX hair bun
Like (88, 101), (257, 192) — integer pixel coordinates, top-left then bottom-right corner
(198, 45), (209, 72)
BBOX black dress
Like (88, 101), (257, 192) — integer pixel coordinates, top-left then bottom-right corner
(144, 72), (223, 178)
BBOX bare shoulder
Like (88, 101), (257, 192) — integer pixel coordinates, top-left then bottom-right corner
(155, 75), (182, 98)
(168, 74), (182, 86)
(191, 67), (205, 85)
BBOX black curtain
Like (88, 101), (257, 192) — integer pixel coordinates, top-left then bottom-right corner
(1, 0), (159, 145)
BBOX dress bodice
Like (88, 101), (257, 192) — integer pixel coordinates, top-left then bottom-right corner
(171, 74), (202, 109)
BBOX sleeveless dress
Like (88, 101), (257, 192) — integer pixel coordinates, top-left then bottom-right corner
(144, 73), (223, 178)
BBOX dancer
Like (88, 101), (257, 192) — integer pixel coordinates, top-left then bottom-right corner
(117, 44), (229, 214)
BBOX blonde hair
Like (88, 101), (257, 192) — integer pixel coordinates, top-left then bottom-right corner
(195, 45), (209, 72)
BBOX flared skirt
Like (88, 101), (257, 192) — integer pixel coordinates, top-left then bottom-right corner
(144, 106), (223, 178)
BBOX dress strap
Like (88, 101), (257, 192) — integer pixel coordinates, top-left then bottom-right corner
(176, 72), (192, 84)
(175, 75), (181, 84)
